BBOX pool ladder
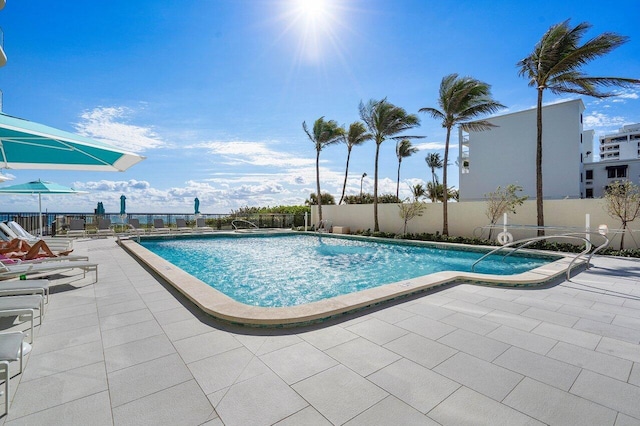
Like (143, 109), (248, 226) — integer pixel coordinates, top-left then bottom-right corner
(471, 232), (610, 281)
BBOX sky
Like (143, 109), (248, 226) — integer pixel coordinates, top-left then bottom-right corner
(0, 0), (638, 214)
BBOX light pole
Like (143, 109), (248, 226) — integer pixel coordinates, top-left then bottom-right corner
(360, 172), (367, 200)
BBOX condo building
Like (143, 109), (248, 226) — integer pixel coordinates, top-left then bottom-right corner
(458, 99), (593, 201)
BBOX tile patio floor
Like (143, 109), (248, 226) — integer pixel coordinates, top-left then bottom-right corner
(1, 237), (640, 425)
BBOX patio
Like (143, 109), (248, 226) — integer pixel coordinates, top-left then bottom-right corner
(2, 237), (640, 425)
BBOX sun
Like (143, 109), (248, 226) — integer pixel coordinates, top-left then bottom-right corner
(294, 0), (329, 21)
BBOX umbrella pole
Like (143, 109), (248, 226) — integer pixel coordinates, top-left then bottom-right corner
(38, 193), (43, 237)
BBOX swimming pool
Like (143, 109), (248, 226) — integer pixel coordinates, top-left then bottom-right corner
(140, 234), (554, 308)
(121, 232), (576, 326)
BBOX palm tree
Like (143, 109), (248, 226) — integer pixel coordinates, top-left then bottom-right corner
(517, 20), (640, 236)
(420, 74), (504, 235)
(338, 122), (372, 204)
(359, 98), (421, 232)
(395, 139), (419, 198)
(303, 117), (344, 223)
(412, 183), (426, 201)
(425, 152), (443, 186)
(426, 182), (457, 203)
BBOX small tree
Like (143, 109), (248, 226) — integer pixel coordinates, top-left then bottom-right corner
(604, 181), (640, 250)
(398, 199), (427, 235)
(485, 185), (528, 239)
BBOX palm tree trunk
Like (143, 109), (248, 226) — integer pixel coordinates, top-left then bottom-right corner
(442, 128), (451, 236)
(536, 88), (545, 237)
(396, 159), (401, 199)
(373, 143), (381, 232)
(316, 150), (323, 223)
(339, 148), (352, 205)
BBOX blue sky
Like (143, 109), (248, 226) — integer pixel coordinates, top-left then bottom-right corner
(0, 0), (638, 214)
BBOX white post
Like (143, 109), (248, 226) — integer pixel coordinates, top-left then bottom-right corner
(38, 193), (43, 237)
(585, 213), (590, 243)
(503, 212), (508, 235)
(304, 212), (308, 232)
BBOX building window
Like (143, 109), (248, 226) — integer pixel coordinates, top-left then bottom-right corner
(606, 165), (627, 178)
(586, 188), (593, 198)
(585, 170), (593, 180)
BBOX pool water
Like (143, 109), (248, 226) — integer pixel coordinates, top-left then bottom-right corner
(141, 234), (553, 308)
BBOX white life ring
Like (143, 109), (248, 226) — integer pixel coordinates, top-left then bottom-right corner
(497, 231), (513, 245)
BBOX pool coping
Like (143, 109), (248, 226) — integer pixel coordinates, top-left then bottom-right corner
(119, 234), (582, 327)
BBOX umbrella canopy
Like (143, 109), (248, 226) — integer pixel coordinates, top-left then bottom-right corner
(0, 112), (145, 171)
(120, 195), (126, 215)
(0, 179), (87, 236)
(194, 197), (200, 214)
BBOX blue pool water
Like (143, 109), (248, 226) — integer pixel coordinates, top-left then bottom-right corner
(140, 234), (554, 307)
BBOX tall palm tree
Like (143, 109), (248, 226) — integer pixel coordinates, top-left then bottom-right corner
(303, 117), (344, 223)
(517, 20), (640, 236)
(359, 98), (421, 232)
(338, 122), (372, 204)
(420, 74), (504, 235)
(395, 139), (419, 198)
(425, 152), (443, 186)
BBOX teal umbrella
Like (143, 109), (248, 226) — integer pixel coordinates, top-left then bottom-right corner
(0, 112), (145, 171)
(0, 179), (87, 236)
(194, 197), (200, 214)
(120, 195), (126, 215)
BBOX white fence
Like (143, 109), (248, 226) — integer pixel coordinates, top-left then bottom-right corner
(312, 199), (640, 249)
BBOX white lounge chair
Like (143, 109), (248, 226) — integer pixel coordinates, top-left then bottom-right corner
(0, 296), (43, 343)
(175, 218), (191, 231)
(195, 217), (213, 232)
(6, 221), (74, 251)
(0, 279), (49, 306)
(0, 331), (25, 415)
(0, 260), (98, 283)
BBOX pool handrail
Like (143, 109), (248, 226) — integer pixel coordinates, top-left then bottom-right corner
(471, 231), (610, 280)
(231, 219), (259, 231)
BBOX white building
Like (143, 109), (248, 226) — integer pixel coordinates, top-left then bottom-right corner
(599, 123), (640, 160)
(459, 99), (593, 200)
(583, 157), (640, 198)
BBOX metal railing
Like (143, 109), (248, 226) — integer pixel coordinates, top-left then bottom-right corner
(0, 212), (305, 236)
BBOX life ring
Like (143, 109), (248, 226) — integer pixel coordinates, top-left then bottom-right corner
(497, 231), (513, 245)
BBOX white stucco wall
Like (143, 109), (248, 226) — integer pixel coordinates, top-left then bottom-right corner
(313, 198), (640, 249)
(459, 99), (585, 201)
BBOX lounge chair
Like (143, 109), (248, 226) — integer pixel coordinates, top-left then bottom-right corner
(96, 218), (114, 237)
(0, 296), (43, 343)
(195, 217), (213, 232)
(127, 218), (144, 234)
(151, 219), (168, 233)
(0, 331), (25, 415)
(66, 219), (86, 238)
(0, 279), (49, 306)
(175, 218), (191, 231)
(6, 221), (73, 251)
(0, 260), (98, 284)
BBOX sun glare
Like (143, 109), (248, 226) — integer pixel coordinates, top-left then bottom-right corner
(286, 0), (340, 62)
(295, 0), (328, 20)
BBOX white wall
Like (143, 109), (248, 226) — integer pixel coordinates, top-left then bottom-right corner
(313, 198), (640, 249)
(460, 99), (584, 201)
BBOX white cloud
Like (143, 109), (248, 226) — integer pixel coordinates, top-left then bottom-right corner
(75, 106), (166, 152)
(414, 141), (455, 151)
(583, 111), (626, 129)
(194, 141), (314, 168)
